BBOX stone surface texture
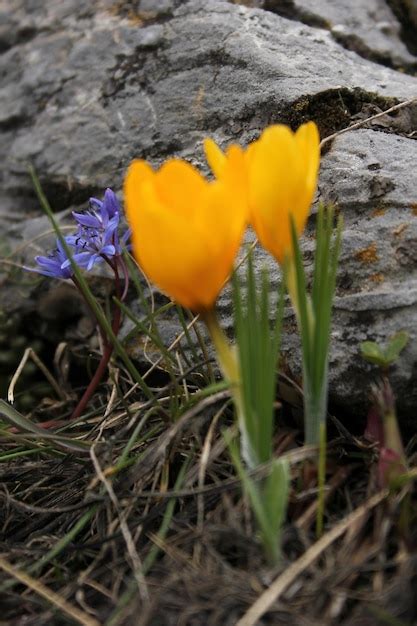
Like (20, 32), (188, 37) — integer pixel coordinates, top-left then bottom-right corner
(1, 0), (417, 420)
(259, 0), (417, 70)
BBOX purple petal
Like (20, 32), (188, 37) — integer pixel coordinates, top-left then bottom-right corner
(65, 235), (80, 247)
(107, 214), (120, 232)
(35, 255), (72, 278)
(60, 258), (71, 269)
(89, 197), (103, 210)
(87, 254), (102, 271)
(103, 188), (120, 218)
(27, 265), (58, 278)
(56, 237), (70, 258)
(34, 268), (60, 278)
(101, 244), (116, 257)
(101, 225), (118, 249)
(35, 256), (60, 271)
(61, 251), (92, 269)
(73, 251), (93, 264)
(73, 211), (101, 229)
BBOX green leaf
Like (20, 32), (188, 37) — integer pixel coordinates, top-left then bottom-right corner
(361, 332), (409, 368)
(289, 219), (313, 373)
(263, 458), (289, 537)
(384, 331), (409, 364)
(231, 250), (283, 468)
(225, 432), (284, 564)
(360, 341), (385, 366)
(290, 205), (341, 446)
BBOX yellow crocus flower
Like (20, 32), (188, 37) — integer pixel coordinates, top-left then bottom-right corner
(124, 149), (247, 312)
(204, 121), (320, 264)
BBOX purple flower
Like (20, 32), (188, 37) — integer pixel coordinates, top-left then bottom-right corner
(72, 188), (120, 230)
(102, 188), (120, 219)
(66, 189), (130, 271)
(31, 188), (130, 278)
(34, 238), (88, 279)
(65, 218), (120, 271)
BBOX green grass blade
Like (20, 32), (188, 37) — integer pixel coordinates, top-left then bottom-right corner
(263, 458), (289, 540)
(226, 433), (282, 565)
(232, 251), (282, 468)
(0, 400), (91, 453)
(114, 297), (178, 371)
(289, 219), (312, 374)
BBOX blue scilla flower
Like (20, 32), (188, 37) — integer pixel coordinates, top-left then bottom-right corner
(34, 238), (90, 279)
(65, 219), (119, 271)
(32, 188), (130, 277)
(65, 189), (130, 271)
(72, 188), (120, 230)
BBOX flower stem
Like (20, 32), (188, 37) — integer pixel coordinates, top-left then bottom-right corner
(200, 309), (239, 387)
(70, 256), (125, 420)
(201, 308), (244, 425)
(202, 309), (260, 465)
(70, 342), (114, 420)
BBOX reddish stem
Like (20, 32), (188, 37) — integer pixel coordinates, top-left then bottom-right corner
(70, 258), (124, 420)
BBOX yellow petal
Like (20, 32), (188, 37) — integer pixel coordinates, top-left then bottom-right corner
(292, 122), (320, 236)
(131, 180), (213, 309)
(154, 159), (207, 221)
(204, 138), (226, 178)
(124, 156), (246, 311)
(295, 121), (320, 192)
(218, 144), (248, 222)
(124, 159), (154, 237)
(249, 122), (320, 263)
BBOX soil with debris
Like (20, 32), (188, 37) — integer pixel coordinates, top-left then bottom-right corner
(1, 373), (417, 625)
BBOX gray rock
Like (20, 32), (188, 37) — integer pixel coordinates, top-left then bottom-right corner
(260, 0), (417, 71)
(2, 0), (417, 217)
(318, 130), (417, 418)
(1, 0), (417, 422)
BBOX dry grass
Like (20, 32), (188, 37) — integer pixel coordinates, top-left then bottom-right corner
(1, 351), (416, 626)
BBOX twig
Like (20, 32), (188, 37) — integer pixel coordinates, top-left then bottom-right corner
(8, 347), (67, 404)
(195, 405), (224, 561)
(0, 488), (102, 514)
(236, 489), (388, 626)
(320, 97), (417, 148)
(122, 439), (324, 501)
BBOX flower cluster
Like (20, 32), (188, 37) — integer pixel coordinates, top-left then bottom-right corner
(35, 188), (130, 279)
(32, 187), (131, 422)
(124, 122), (320, 311)
(123, 122), (323, 557)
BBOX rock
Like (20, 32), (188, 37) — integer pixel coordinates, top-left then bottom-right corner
(1, 0), (417, 422)
(319, 129), (417, 418)
(259, 0), (417, 71)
